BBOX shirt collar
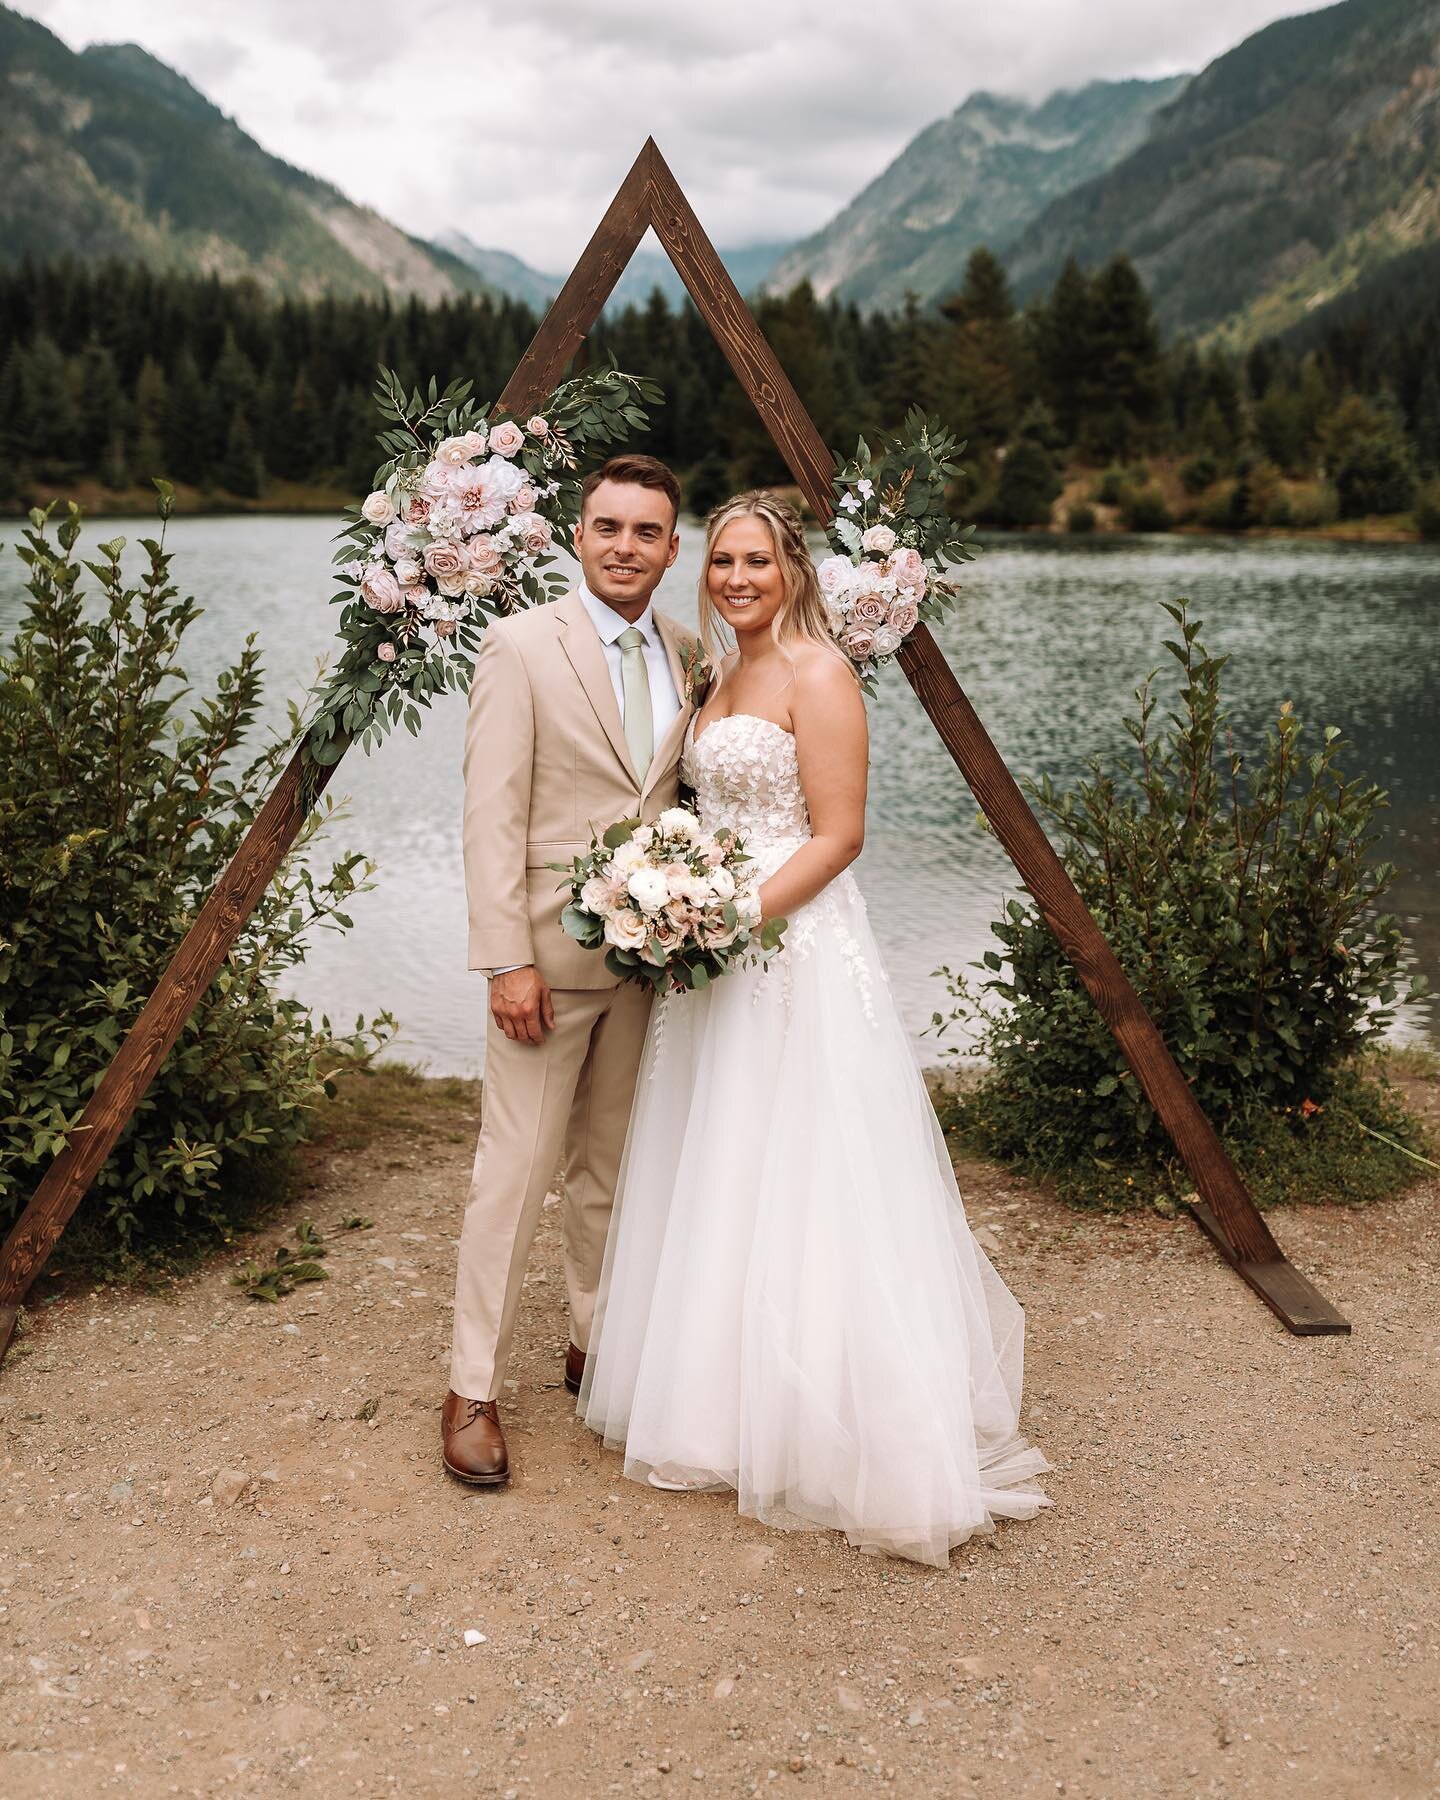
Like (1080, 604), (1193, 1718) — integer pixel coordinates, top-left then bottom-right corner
(578, 579), (655, 647)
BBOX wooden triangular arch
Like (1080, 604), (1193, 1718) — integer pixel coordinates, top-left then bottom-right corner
(0, 140), (1348, 1362)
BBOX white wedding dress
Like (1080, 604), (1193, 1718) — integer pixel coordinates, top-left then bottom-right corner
(578, 713), (1050, 1567)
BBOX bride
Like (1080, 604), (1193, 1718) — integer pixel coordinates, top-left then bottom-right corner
(578, 490), (1049, 1567)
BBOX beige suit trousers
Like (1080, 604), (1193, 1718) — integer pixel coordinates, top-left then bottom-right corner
(449, 979), (654, 1401)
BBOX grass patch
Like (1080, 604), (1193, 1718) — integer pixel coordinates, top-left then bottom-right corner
(310, 1058), (481, 1157)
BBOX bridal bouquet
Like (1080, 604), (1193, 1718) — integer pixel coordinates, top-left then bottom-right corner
(819, 408), (978, 688)
(304, 364), (660, 772)
(556, 811), (786, 994)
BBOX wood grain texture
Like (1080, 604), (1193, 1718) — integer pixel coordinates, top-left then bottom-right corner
(0, 746), (339, 1357)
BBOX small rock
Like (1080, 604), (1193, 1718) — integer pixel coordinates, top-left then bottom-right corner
(211, 1469), (249, 1507)
(463, 1628), (487, 1647)
(835, 1685), (864, 1714)
(407, 1581), (428, 1598)
(108, 1481), (134, 1504)
(712, 1677), (735, 1701)
(626, 1649), (655, 1672)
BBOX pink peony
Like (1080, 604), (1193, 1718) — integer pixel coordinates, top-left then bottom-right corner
(383, 520), (411, 560)
(816, 554), (856, 599)
(488, 420), (525, 458)
(360, 565), (405, 613)
(401, 583), (429, 609)
(376, 640), (397, 663)
(401, 492), (432, 525)
(420, 461), (453, 497)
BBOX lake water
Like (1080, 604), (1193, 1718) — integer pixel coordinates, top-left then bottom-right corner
(3, 517), (1435, 1070)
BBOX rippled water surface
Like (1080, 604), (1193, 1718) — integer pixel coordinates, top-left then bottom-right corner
(4, 518), (1435, 1069)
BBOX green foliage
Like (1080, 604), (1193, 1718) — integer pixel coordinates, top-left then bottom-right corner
(987, 406), (1061, 529)
(1333, 412), (1416, 519)
(932, 602), (1426, 1207)
(0, 498), (395, 1267)
(1120, 485), (1173, 532)
(230, 1220), (329, 1302)
(1179, 453), (1219, 495)
(1065, 502), (1096, 534)
(1416, 480), (1440, 540)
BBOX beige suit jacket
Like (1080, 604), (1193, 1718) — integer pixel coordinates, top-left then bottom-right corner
(463, 589), (698, 989)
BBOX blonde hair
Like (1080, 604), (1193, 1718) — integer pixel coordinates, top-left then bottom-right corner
(697, 489), (854, 684)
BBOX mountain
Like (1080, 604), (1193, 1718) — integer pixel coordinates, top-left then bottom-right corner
(433, 231), (560, 311)
(438, 228), (790, 314)
(0, 6), (492, 302)
(763, 78), (1188, 312)
(1004, 0), (1440, 343)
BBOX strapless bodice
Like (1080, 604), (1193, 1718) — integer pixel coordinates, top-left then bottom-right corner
(680, 713), (811, 849)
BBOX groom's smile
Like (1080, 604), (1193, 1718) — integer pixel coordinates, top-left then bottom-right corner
(574, 474), (681, 618)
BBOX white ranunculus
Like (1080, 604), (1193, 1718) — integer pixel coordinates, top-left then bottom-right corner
(361, 490), (395, 526)
(707, 867), (736, 903)
(872, 624), (903, 658)
(658, 807), (699, 840)
(677, 874), (712, 908)
(626, 866), (670, 914)
(736, 885), (763, 925)
(604, 910), (649, 951)
(611, 839), (646, 872)
(862, 523), (897, 554)
(816, 554), (857, 599)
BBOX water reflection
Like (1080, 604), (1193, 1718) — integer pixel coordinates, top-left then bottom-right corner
(2, 517), (1433, 1071)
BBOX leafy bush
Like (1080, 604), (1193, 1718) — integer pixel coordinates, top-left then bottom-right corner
(1413, 479), (1440, 541)
(1287, 480), (1339, 529)
(1334, 424), (1416, 519)
(933, 601), (1427, 1208)
(0, 498), (394, 1272)
(1120, 485), (1173, 532)
(1180, 453), (1220, 495)
(1093, 467), (1127, 506)
(1065, 502), (1097, 534)
(988, 437), (1061, 528)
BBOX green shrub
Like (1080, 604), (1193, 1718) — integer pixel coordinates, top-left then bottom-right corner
(1288, 480), (1339, 529)
(1120, 485), (1173, 532)
(1093, 467), (1127, 506)
(1065, 502), (1097, 534)
(0, 499), (395, 1272)
(933, 601), (1427, 1209)
(1415, 480), (1440, 540)
(1334, 426), (1416, 519)
(1179, 453), (1220, 495)
(988, 437), (1061, 529)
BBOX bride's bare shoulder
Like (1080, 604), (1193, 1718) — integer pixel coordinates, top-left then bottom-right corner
(788, 642), (866, 731)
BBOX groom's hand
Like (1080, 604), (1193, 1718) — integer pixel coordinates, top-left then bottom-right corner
(491, 966), (555, 1045)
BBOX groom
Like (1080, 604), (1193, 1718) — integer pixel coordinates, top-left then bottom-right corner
(443, 453), (697, 1485)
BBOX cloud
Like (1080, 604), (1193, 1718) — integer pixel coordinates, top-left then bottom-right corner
(21, 0), (1335, 267)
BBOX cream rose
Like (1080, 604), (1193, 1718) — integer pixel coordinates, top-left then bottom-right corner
(392, 557), (421, 587)
(435, 437), (470, 467)
(887, 598), (919, 637)
(436, 569), (468, 598)
(422, 540), (466, 580)
(463, 570), (496, 598)
(360, 565), (405, 613)
(488, 420), (525, 458)
(604, 910), (649, 952)
(817, 555), (856, 599)
(580, 875), (617, 917)
(361, 490), (395, 526)
(461, 428), (488, 458)
(872, 624), (903, 658)
(525, 415), (549, 437)
(862, 523), (897, 554)
(376, 641), (397, 663)
(891, 546), (926, 591)
(383, 520), (412, 560)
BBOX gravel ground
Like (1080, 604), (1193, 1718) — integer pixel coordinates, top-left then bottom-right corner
(1, 1070), (1436, 1799)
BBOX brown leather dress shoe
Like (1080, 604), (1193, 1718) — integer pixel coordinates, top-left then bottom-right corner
(563, 1342), (588, 1395)
(441, 1390), (509, 1486)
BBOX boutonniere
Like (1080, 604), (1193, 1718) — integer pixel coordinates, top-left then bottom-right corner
(680, 641), (713, 709)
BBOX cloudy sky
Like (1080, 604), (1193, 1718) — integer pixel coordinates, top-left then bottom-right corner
(26, 0), (1331, 270)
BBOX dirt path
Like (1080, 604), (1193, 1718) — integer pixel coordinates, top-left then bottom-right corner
(2, 1071), (1436, 1798)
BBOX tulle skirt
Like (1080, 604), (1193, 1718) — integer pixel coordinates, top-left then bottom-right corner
(579, 856), (1050, 1568)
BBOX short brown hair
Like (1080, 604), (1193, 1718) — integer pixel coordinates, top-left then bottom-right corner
(580, 453), (682, 525)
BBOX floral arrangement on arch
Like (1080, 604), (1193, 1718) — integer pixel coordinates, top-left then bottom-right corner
(304, 365), (661, 771)
(817, 408), (977, 687)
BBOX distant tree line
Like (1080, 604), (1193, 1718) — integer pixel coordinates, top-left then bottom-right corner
(1, 250), (1436, 530)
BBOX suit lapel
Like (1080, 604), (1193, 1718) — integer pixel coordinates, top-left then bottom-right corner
(643, 610), (697, 804)
(556, 591), (639, 788)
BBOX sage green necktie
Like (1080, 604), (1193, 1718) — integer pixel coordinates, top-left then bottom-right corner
(617, 625), (653, 782)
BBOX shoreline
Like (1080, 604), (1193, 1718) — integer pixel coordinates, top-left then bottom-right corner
(4, 483), (1432, 545)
